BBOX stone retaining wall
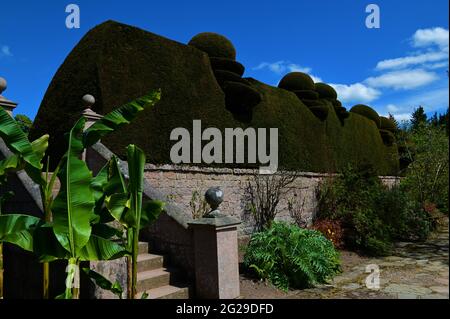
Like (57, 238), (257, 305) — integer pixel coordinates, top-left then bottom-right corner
(144, 164), (400, 235)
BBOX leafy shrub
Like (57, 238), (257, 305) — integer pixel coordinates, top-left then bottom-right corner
(316, 164), (434, 255)
(350, 104), (381, 128)
(312, 219), (345, 249)
(188, 32), (236, 59)
(278, 72), (315, 91)
(244, 222), (341, 290)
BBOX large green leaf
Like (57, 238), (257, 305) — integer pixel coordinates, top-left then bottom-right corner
(126, 145), (145, 230)
(140, 200), (165, 229)
(82, 268), (123, 299)
(78, 235), (128, 261)
(83, 91), (161, 147)
(52, 118), (95, 256)
(105, 193), (132, 227)
(0, 214), (42, 251)
(33, 224), (70, 262)
(0, 108), (45, 181)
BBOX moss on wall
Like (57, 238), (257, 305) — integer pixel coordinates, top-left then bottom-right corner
(30, 20), (399, 175)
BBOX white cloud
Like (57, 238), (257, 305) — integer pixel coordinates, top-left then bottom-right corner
(386, 104), (399, 112)
(329, 83), (381, 104)
(412, 27), (449, 49)
(391, 113), (412, 121)
(253, 61), (312, 75)
(0, 45), (13, 58)
(376, 51), (448, 70)
(365, 69), (438, 90)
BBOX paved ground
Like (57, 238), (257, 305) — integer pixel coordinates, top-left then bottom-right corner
(240, 218), (449, 299)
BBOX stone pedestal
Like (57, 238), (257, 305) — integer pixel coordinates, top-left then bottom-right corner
(189, 216), (241, 299)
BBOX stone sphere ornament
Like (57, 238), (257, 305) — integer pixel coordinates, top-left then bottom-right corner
(204, 187), (224, 218)
(0, 77), (7, 94)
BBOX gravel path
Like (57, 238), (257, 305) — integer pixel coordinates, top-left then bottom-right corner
(240, 218), (449, 299)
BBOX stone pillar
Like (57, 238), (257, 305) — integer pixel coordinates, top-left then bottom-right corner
(81, 94), (102, 162)
(188, 188), (241, 299)
(0, 77), (18, 116)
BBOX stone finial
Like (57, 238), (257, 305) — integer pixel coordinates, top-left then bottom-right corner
(81, 94), (102, 129)
(0, 77), (18, 115)
(0, 77), (7, 95)
(204, 187), (224, 218)
(82, 94), (96, 109)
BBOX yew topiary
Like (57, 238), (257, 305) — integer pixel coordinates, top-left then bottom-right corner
(309, 105), (329, 121)
(278, 72), (315, 92)
(379, 129), (395, 146)
(350, 104), (381, 128)
(293, 90), (319, 100)
(222, 81), (262, 114)
(380, 117), (397, 133)
(209, 57), (245, 76)
(188, 32), (236, 60)
(315, 83), (337, 100)
(213, 69), (248, 86)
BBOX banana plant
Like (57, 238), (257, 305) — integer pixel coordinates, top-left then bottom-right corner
(0, 90), (161, 299)
(105, 145), (165, 299)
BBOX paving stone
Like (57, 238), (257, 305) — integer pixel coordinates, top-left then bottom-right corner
(383, 284), (432, 295)
(429, 286), (449, 294)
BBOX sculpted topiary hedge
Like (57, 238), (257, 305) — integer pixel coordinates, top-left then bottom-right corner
(188, 32), (236, 60)
(350, 104), (381, 128)
(30, 20), (399, 175)
(278, 72), (315, 91)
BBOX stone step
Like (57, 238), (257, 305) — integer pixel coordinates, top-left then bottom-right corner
(137, 268), (171, 292)
(137, 285), (189, 299)
(137, 253), (164, 272)
(138, 242), (149, 254)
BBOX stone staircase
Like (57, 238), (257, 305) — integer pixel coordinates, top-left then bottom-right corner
(136, 242), (190, 299)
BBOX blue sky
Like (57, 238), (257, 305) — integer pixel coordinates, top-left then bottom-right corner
(0, 0), (448, 121)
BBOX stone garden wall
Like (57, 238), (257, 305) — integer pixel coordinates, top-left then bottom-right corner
(144, 164), (400, 235)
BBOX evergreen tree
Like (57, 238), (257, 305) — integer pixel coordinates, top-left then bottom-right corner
(410, 106), (427, 131)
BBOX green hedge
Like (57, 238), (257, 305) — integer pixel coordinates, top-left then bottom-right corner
(350, 104), (381, 128)
(309, 105), (329, 121)
(30, 21), (399, 175)
(315, 83), (337, 99)
(293, 90), (319, 100)
(222, 81), (262, 114)
(380, 116), (397, 133)
(188, 32), (236, 60)
(209, 57), (245, 76)
(278, 72), (315, 91)
(213, 69), (247, 86)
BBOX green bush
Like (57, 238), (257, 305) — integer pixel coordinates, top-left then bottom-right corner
(209, 57), (245, 76)
(244, 222), (341, 290)
(316, 164), (435, 255)
(350, 105), (381, 128)
(315, 83), (337, 99)
(278, 72), (315, 91)
(188, 32), (236, 60)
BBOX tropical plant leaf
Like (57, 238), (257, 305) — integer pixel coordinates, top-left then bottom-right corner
(82, 267), (123, 299)
(91, 223), (123, 239)
(0, 214), (42, 251)
(52, 118), (95, 256)
(140, 200), (165, 229)
(0, 107), (45, 181)
(78, 235), (128, 261)
(33, 224), (70, 262)
(83, 91), (161, 147)
(105, 193), (132, 227)
(126, 145), (145, 230)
